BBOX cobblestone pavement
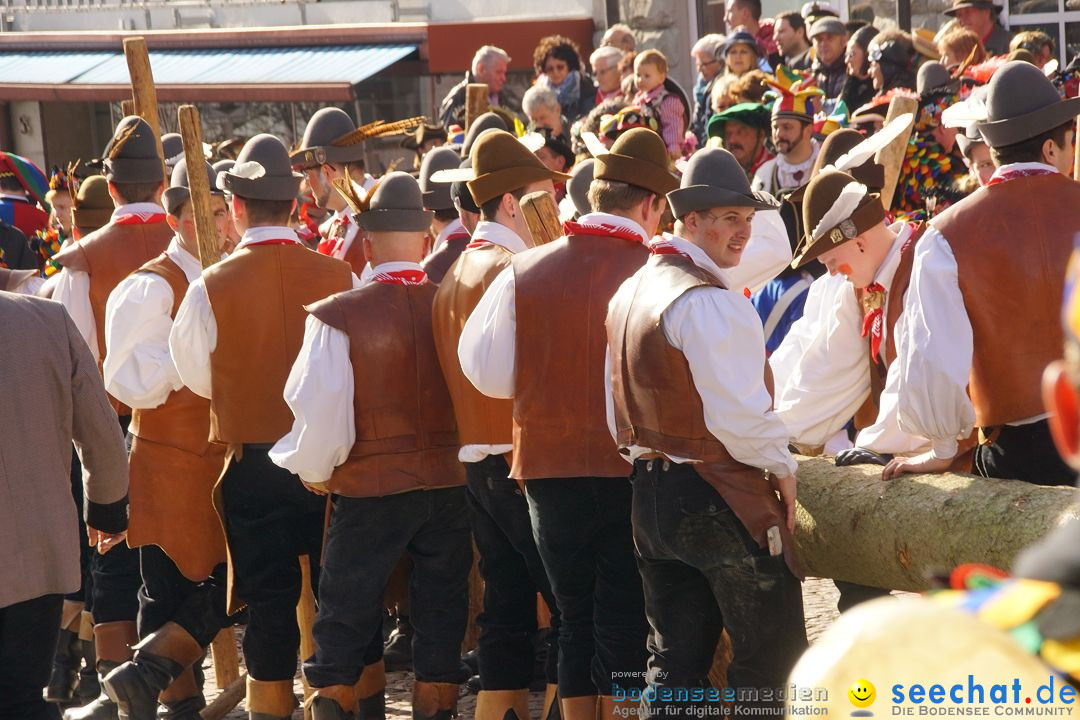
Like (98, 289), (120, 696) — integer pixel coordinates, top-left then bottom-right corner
(192, 578), (864, 719)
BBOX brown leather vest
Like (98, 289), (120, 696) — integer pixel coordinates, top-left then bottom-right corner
(341, 233), (368, 278)
(932, 173), (1079, 428)
(127, 253), (213, 456)
(54, 218), (172, 415)
(307, 280), (464, 497)
(432, 243), (515, 447)
(510, 233), (648, 480)
(203, 242), (353, 444)
(608, 250), (800, 575)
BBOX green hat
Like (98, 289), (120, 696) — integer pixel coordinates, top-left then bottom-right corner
(706, 104), (771, 139)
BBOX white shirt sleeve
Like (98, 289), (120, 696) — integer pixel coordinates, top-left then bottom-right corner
(717, 209), (794, 294)
(665, 287), (798, 478)
(458, 265), (517, 399)
(53, 268), (98, 362)
(168, 277), (217, 400)
(770, 272), (870, 447)
(269, 315), (356, 486)
(896, 228), (975, 459)
(103, 273), (183, 409)
(855, 345), (933, 455)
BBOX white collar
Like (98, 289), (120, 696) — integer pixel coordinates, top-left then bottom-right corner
(777, 138), (820, 171)
(236, 226), (301, 249)
(575, 212), (650, 244)
(471, 221), (528, 254)
(112, 202), (165, 219)
(435, 217), (467, 247)
(370, 261), (424, 275)
(989, 162), (1059, 181)
(164, 237), (206, 282)
(659, 233), (729, 284)
(871, 221), (913, 290)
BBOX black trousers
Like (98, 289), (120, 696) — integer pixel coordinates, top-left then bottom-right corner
(0, 593), (63, 720)
(67, 447), (93, 605)
(631, 461), (807, 718)
(525, 475), (649, 698)
(138, 545), (230, 647)
(465, 455), (559, 690)
(304, 487), (472, 688)
(218, 447), (326, 681)
(975, 419), (1076, 487)
(90, 417), (141, 624)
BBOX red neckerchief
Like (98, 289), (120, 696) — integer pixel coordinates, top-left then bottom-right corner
(113, 211), (166, 226)
(563, 219), (647, 245)
(466, 239), (494, 250)
(372, 268), (428, 286)
(649, 237), (689, 257)
(317, 213), (352, 256)
(860, 222), (918, 362)
(445, 230), (471, 244)
(986, 167), (1056, 186)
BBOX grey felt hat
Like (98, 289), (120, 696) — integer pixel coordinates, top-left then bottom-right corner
(977, 60), (1080, 148)
(808, 16), (847, 38)
(291, 107), (366, 168)
(212, 159), (235, 176)
(163, 158), (221, 216)
(161, 133), (184, 170)
(666, 148), (780, 219)
(355, 171), (434, 232)
(944, 0), (999, 16)
(917, 61), (955, 96)
(419, 147), (462, 211)
(460, 112), (509, 159)
(101, 115), (165, 184)
(217, 134), (303, 202)
(567, 158), (596, 218)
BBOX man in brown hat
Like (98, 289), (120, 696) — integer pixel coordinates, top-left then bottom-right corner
(402, 122), (448, 171)
(291, 107), (374, 277)
(457, 127), (675, 720)
(430, 130), (568, 720)
(271, 171), (471, 720)
(419, 147), (472, 285)
(945, 0), (1011, 55)
(169, 133), (356, 719)
(98, 159), (232, 720)
(52, 115), (171, 720)
(605, 147), (806, 718)
(884, 61), (1080, 487)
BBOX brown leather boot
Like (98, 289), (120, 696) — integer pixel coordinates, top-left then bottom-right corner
(474, 689), (531, 720)
(354, 660), (386, 720)
(309, 684), (359, 720)
(246, 676), (298, 720)
(157, 666), (205, 719)
(559, 695), (597, 720)
(542, 684), (561, 720)
(103, 622), (204, 720)
(412, 681), (459, 720)
(64, 621), (138, 720)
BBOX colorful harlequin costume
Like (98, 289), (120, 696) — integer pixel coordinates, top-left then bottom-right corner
(0, 151), (50, 241)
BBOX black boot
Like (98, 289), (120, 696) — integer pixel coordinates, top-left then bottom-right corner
(383, 615), (413, 672)
(312, 695), (356, 720)
(103, 623), (203, 720)
(76, 637), (101, 703)
(157, 695), (206, 720)
(47, 628), (82, 702)
(64, 662), (120, 720)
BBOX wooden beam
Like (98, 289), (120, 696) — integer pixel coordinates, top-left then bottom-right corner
(123, 36), (167, 180)
(177, 104), (222, 270)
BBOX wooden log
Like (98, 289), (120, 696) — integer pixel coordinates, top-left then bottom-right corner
(873, 95), (918, 211)
(123, 37), (167, 181)
(298, 555), (317, 720)
(177, 105), (221, 270)
(792, 456), (1080, 591)
(200, 675), (246, 720)
(520, 190), (563, 246)
(208, 629), (240, 691)
(465, 83), (489, 131)
(120, 99), (135, 117)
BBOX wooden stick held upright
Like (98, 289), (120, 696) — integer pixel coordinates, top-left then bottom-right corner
(123, 37), (167, 181)
(465, 83), (490, 132)
(177, 106), (221, 271)
(873, 95), (918, 211)
(519, 190), (563, 246)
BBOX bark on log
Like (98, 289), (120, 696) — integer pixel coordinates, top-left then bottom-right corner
(792, 456), (1080, 591)
(465, 83), (489, 132)
(177, 105), (221, 271)
(520, 190), (562, 246)
(123, 37), (167, 181)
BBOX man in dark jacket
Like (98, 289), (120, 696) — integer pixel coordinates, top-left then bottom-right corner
(439, 46), (520, 129)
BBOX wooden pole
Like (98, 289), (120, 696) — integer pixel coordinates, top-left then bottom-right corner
(123, 37), (167, 181)
(464, 83), (490, 132)
(873, 95), (918, 212)
(519, 190), (563, 246)
(177, 105), (222, 270)
(120, 99), (135, 117)
(298, 555), (318, 720)
(208, 629), (240, 691)
(199, 675), (246, 720)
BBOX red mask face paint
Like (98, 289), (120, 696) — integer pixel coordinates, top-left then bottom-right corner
(838, 262), (854, 276)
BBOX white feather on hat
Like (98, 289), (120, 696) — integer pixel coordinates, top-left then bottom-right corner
(811, 181), (868, 241)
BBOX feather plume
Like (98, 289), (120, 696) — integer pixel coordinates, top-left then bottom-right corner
(333, 117), (427, 146)
(834, 113), (914, 170)
(106, 121), (142, 160)
(811, 181), (867, 241)
(332, 176), (369, 215)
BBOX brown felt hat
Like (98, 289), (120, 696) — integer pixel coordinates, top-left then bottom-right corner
(793, 169), (885, 268)
(218, 134), (303, 202)
(72, 175), (113, 232)
(291, 108), (366, 169)
(977, 60), (1080, 148)
(788, 128), (885, 206)
(101, 115), (165, 184)
(593, 128), (679, 197)
(355, 171), (433, 232)
(466, 130), (571, 206)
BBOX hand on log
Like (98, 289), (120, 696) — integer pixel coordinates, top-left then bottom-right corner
(881, 451), (952, 480)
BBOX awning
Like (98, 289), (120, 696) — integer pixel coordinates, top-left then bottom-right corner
(0, 43), (418, 102)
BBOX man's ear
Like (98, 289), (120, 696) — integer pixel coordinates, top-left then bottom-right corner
(1044, 360), (1080, 468)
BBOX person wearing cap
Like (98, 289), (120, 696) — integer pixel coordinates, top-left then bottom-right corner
(725, 0), (779, 66)
(97, 158), (232, 720)
(560, 157), (596, 221)
(945, 0), (1011, 56)
(604, 147), (806, 716)
(881, 61), (1080, 487)
(270, 171), (470, 720)
(458, 128), (675, 719)
(161, 134), (184, 178)
(211, 159), (241, 253)
(169, 134), (356, 719)
(291, 107), (374, 276)
(721, 31), (769, 77)
(809, 16), (850, 100)
(957, 123), (993, 187)
(402, 122), (448, 172)
(50, 115), (171, 720)
(752, 72), (824, 196)
(707, 103), (774, 176)
(432, 129), (567, 720)
(419, 146), (473, 285)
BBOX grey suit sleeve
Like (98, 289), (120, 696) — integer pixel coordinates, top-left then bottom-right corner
(65, 304), (129, 533)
